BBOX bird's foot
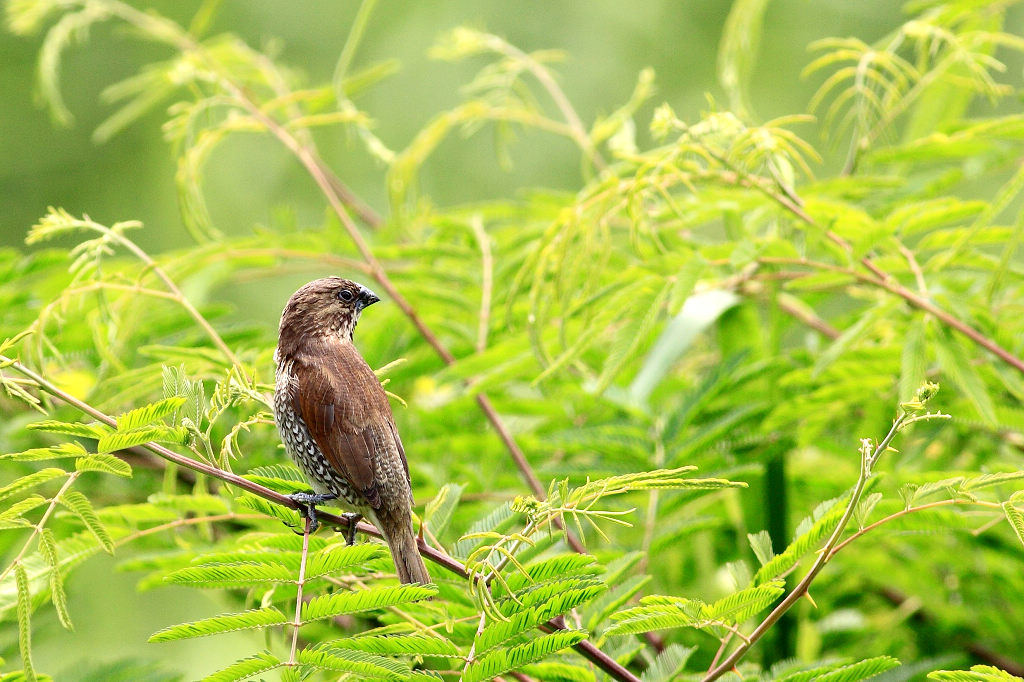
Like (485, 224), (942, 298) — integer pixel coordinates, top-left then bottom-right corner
(341, 513), (362, 546)
(288, 491), (338, 534)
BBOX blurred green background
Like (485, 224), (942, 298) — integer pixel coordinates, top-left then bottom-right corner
(1, 0), (906, 256)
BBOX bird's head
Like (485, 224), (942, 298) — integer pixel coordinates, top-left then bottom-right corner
(278, 277), (380, 345)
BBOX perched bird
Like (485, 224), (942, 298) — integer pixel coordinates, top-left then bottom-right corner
(273, 277), (430, 585)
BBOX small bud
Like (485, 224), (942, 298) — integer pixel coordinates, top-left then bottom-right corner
(916, 381), (939, 403)
(900, 381), (940, 412)
(510, 495), (543, 516)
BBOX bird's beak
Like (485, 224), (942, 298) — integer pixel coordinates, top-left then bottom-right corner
(358, 286), (381, 309)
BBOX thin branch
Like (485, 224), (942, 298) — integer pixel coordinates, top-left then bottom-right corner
(496, 40), (606, 171)
(471, 217), (493, 353)
(107, 227), (241, 367)
(704, 414), (911, 681)
(897, 239), (928, 296)
(463, 610), (488, 676)
(1, 355), (639, 682)
(757, 255), (1024, 375)
(0, 472), (80, 585)
(289, 515), (313, 666)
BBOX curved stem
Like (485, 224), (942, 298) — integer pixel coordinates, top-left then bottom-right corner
(704, 416), (908, 681)
(0, 472), (81, 585)
(289, 516), (312, 665)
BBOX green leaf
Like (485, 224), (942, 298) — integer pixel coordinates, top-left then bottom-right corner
(15, 564), (35, 682)
(96, 425), (186, 453)
(478, 580), (606, 653)
(900, 318), (928, 403)
(423, 483), (464, 537)
(929, 665), (1024, 681)
(25, 421), (106, 439)
(754, 495), (847, 584)
(777, 656), (901, 681)
(707, 580), (785, 624)
(235, 494), (301, 526)
(200, 652), (281, 682)
(301, 584), (437, 622)
(75, 454), (132, 478)
(59, 491), (113, 554)
(934, 330), (996, 426)
(149, 608), (288, 642)
(0, 497), (47, 522)
(605, 600), (703, 636)
(587, 573), (651, 632)
(462, 631), (588, 682)
(1, 442), (88, 462)
(964, 471), (1024, 491)
(717, 0), (770, 118)
(116, 397), (186, 430)
(641, 644), (696, 682)
(40, 529), (71, 630)
(596, 279), (673, 393)
(1002, 502), (1024, 549)
(747, 530), (774, 566)
(165, 562), (296, 588)
(521, 662), (595, 682)
(332, 633), (461, 658)
(296, 645), (410, 678)
(306, 543), (387, 578)
(0, 469), (65, 504)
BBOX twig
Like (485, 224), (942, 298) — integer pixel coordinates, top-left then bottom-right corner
(470, 217), (493, 353)
(105, 226), (241, 367)
(897, 239), (928, 297)
(463, 610), (488, 676)
(1, 355), (639, 682)
(495, 40), (606, 171)
(704, 414), (912, 681)
(289, 515), (313, 666)
(0, 472), (81, 585)
(758, 255), (1024, 375)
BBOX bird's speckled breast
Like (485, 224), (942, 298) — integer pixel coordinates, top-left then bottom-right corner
(273, 354), (362, 509)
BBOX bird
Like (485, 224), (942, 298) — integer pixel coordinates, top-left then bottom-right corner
(272, 277), (431, 585)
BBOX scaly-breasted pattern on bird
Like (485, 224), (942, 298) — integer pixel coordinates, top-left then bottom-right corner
(273, 277), (430, 585)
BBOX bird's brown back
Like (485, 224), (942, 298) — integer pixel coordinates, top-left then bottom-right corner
(288, 336), (411, 512)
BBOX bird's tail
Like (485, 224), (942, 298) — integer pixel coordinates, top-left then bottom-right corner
(377, 510), (431, 585)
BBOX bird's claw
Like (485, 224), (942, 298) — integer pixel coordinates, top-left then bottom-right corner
(288, 491), (338, 535)
(341, 512), (362, 546)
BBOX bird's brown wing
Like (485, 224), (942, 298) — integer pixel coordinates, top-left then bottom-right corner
(293, 340), (405, 510)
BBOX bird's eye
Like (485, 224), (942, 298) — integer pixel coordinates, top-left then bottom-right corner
(338, 289), (355, 302)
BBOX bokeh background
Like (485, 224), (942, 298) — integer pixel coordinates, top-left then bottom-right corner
(1, 1), (908, 253)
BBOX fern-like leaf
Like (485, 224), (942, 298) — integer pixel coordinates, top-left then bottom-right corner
(59, 490), (113, 554)
(200, 651), (281, 682)
(462, 631), (588, 682)
(301, 584), (437, 622)
(149, 607), (288, 642)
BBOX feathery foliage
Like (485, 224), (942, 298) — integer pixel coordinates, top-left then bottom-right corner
(3, 0), (1024, 679)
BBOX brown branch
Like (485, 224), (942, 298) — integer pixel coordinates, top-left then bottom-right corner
(757, 256), (1024, 375)
(724, 168), (1024, 375)
(1, 355), (639, 682)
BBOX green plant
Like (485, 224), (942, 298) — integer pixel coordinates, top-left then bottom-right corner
(4, 0), (1024, 680)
